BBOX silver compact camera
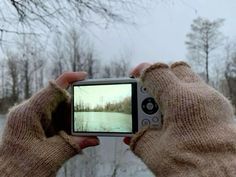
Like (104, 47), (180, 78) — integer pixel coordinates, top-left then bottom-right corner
(71, 78), (162, 136)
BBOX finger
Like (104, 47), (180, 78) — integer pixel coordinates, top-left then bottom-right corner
(130, 63), (152, 78)
(59, 131), (100, 151)
(170, 61), (203, 83)
(72, 136), (100, 149)
(56, 71), (87, 89)
(123, 137), (131, 145)
(140, 62), (181, 100)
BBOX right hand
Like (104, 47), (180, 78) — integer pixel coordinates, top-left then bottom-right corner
(124, 61), (235, 176)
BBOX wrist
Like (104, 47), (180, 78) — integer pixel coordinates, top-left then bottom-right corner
(0, 135), (77, 177)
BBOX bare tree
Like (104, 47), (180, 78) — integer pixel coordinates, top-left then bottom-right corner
(16, 36), (45, 99)
(63, 27), (101, 78)
(84, 46), (99, 79)
(6, 54), (20, 102)
(7, 0), (130, 25)
(0, 0), (146, 41)
(51, 34), (68, 79)
(186, 17), (224, 83)
(0, 59), (6, 99)
(21, 53), (31, 99)
(101, 58), (130, 78)
(32, 57), (45, 92)
(0, 58), (11, 113)
(102, 65), (112, 78)
(65, 28), (84, 72)
(112, 59), (131, 77)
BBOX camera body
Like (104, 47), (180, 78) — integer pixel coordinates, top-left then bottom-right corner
(71, 78), (162, 136)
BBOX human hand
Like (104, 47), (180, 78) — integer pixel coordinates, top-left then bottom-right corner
(124, 61), (235, 176)
(0, 72), (99, 177)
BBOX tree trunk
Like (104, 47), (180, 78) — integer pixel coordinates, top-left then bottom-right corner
(206, 50), (209, 83)
(1, 63), (5, 98)
(24, 60), (30, 99)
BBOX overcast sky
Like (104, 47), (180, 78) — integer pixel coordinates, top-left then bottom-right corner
(87, 0), (236, 67)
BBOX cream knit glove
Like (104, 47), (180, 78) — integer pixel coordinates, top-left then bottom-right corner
(0, 82), (80, 177)
(131, 62), (236, 177)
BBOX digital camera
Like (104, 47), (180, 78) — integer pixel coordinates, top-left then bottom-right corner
(71, 78), (162, 136)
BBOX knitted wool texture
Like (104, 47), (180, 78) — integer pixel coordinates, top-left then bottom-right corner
(0, 82), (80, 177)
(130, 62), (236, 177)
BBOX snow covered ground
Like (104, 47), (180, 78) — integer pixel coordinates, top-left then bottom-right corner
(57, 137), (154, 177)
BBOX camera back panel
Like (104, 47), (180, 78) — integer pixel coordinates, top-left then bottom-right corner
(137, 82), (162, 130)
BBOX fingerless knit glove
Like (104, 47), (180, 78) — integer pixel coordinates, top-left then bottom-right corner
(0, 82), (80, 177)
(131, 62), (236, 177)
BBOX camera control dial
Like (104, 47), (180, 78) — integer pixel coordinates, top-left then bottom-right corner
(142, 97), (159, 115)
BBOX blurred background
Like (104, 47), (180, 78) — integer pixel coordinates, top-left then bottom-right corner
(0, 0), (235, 176)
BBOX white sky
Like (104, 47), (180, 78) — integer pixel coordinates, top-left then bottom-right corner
(74, 84), (131, 108)
(86, 0), (236, 67)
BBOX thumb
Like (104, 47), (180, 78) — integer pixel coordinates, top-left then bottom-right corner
(58, 131), (100, 151)
(42, 134), (79, 171)
(71, 136), (100, 149)
(42, 131), (100, 170)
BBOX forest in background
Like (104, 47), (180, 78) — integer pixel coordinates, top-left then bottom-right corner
(0, 26), (132, 113)
(75, 97), (131, 114)
(0, 18), (236, 114)
(0, 1), (235, 114)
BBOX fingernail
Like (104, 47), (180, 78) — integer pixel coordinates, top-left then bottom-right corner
(78, 72), (87, 77)
(80, 139), (99, 149)
(91, 139), (100, 145)
(123, 137), (131, 145)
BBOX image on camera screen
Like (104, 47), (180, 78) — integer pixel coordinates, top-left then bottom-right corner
(73, 84), (132, 133)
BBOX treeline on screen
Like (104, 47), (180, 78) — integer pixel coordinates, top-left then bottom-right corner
(75, 97), (131, 114)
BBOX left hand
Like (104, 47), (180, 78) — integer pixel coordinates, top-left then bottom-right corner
(0, 72), (99, 177)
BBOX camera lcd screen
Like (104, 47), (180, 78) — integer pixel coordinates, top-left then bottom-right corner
(73, 83), (134, 134)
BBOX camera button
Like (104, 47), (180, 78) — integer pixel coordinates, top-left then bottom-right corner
(140, 86), (147, 93)
(146, 102), (154, 110)
(152, 116), (159, 123)
(142, 119), (150, 126)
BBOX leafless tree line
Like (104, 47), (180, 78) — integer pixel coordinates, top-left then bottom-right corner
(0, 36), (45, 112)
(0, 28), (131, 113)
